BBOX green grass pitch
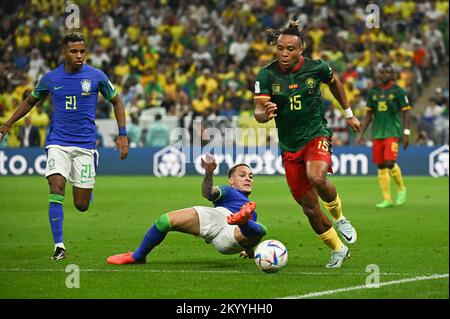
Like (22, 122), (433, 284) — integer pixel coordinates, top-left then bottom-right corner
(0, 175), (448, 299)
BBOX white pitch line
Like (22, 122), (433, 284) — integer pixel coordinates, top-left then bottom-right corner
(0, 268), (435, 277)
(280, 273), (449, 299)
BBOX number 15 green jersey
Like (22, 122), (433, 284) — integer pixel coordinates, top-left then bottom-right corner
(254, 57), (334, 153)
(366, 83), (412, 139)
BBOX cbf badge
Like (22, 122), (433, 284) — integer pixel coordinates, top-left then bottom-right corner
(81, 79), (91, 96)
(48, 159), (55, 170)
(305, 78), (316, 88)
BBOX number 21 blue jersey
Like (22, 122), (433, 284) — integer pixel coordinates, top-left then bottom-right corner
(31, 64), (117, 149)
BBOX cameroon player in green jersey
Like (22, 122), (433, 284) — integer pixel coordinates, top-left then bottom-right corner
(358, 64), (411, 208)
(253, 21), (361, 268)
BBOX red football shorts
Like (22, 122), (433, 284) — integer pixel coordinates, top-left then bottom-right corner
(282, 136), (333, 200)
(372, 137), (399, 165)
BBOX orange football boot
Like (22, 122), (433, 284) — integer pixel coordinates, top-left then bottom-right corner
(227, 201), (256, 225)
(107, 252), (146, 265)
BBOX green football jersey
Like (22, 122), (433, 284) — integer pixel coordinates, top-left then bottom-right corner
(366, 83), (411, 139)
(254, 57), (334, 153)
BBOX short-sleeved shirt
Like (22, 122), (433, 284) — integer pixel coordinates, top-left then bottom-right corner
(366, 83), (412, 139)
(213, 185), (257, 221)
(254, 57), (334, 153)
(31, 64), (118, 149)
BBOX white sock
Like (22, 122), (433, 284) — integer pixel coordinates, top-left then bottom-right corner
(55, 243), (65, 250)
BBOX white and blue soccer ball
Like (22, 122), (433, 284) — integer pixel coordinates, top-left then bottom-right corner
(254, 239), (288, 273)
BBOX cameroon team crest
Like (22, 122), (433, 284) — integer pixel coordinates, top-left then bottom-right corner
(81, 79), (91, 96)
(305, 78), (316, 88)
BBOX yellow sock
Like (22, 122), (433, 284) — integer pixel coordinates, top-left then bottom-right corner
(319, 227), (344, 252)
(322, 194), (343, 221)
(389, 164), (405, 192)
(378, 168), (392, 201)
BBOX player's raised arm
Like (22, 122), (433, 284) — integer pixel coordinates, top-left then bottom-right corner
(327, 73), (361, 133)
(201, 153), (220, 201)
(0, 95), (41, 142)
(110, 94), (128, 160)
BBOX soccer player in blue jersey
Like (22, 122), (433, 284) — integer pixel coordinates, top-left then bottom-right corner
(107, 154), (267, 264)
(0, 32), (129, 260)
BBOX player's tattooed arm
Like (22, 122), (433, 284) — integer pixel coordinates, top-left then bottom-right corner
(202, 172), (220, 201)
(201, 153), (220, 201)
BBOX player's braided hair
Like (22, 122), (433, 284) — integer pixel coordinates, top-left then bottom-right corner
(266, 20), (305, 46)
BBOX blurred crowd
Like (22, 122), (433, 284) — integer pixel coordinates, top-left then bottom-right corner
(0, 0), (448, 148)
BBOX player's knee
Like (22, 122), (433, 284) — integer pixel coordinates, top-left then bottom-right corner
(155, 213), (171, 233)
(48, 183), (65, 195)
(74, 200), (90, 212)
(47, 175), (66, 194)
(308, 175), (327, 189)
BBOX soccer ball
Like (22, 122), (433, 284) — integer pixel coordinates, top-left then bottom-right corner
(254, 239), (288, 273)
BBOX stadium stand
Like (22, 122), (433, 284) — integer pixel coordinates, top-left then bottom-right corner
(0, 0), (448, 147)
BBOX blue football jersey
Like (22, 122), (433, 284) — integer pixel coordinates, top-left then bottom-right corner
(31, 64), (117, 149)
(213, 185), (257, 221)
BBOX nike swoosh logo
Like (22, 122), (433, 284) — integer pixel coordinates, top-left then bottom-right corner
(341, 232), (353, 242)
(54, 86), (64, 90)
(51, 218), (61, 221)
(80, 180), (91, 184)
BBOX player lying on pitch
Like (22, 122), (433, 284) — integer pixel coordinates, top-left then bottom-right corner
(107, 154), (267, 264)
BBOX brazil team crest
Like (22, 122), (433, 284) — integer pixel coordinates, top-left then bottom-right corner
(81, 79), (91, 96)
(306, 78), (316, 88)
(48, 159), (55, 170)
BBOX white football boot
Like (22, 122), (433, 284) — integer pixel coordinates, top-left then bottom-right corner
(335, 218), (357, 244)
(325, 245), (350, 269)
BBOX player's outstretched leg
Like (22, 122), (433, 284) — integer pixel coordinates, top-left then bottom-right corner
(227, 201), (256, 225)
(107, 252), (146, 265)
(107, 213), (172, 265)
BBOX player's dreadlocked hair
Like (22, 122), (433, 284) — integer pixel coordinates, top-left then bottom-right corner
(267, 20), (305, 46)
